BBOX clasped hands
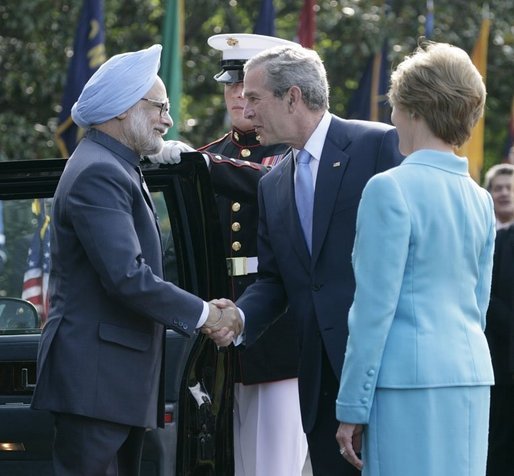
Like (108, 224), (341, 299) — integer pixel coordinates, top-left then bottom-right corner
(201, 299), (243, 347)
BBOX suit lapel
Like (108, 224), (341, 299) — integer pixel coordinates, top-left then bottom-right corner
(311, 123), (350, 265)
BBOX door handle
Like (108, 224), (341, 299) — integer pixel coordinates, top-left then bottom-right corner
(21, 368), (36, 390)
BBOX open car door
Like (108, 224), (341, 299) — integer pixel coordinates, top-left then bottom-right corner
(0, 155), (234, 476)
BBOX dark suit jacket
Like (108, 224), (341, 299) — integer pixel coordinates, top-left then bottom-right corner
(200, 129), (300, 385)
(237, 115), (402, 433)
(486, 224), (514, 385)
(31, 129), (204, 429)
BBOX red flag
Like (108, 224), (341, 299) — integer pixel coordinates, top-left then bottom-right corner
(297, 0), (316, 48)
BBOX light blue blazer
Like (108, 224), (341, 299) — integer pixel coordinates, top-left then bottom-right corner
(336, 150), (495, 424)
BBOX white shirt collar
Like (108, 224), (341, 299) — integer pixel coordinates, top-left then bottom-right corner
(294, 110), (331, 162)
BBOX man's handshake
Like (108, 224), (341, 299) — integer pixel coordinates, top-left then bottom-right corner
(201, 299), (243, 347)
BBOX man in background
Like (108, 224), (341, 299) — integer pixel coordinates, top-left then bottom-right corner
(484, 162), (514, 475)
(483, 163), (514, 229)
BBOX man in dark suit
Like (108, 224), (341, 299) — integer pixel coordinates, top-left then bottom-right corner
(31, 44), (238, 476)
(485, 223), (514, 475)
(200, 33), (308, 476)
(209, 44), (402, 475)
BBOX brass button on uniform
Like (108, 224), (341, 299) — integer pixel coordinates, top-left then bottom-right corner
(232, 222), (241, 232)
(232, 202), (241, 212)
(241, 148), (251, 158)
(232, 241), (241, 252)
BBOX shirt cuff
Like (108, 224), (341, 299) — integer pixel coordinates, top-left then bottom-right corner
(196, 301), (209, 328)
(233, 307), (246, 346)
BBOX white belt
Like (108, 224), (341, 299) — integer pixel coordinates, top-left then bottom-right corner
(226, 257), (258, 276)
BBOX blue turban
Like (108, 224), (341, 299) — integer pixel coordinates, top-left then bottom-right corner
(71, 44), (162, 128)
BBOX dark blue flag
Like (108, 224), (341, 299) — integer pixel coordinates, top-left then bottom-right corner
(55, 0), (106, 158)
(254, 0), (275, 36)
(425, 0), (434, 39)
(346, 40), (390, 124)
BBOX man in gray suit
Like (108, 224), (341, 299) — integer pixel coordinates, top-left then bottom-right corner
(31, 44), (239, 476)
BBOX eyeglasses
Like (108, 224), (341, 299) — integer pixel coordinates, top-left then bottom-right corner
(141, 97), (170, 117)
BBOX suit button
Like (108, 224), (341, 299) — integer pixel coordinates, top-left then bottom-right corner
(231, 222), (241, 232)
(232, 202), (241, 212)
(312, 284), (323, 292)
(364, 383), (371, 391)
(232, 241), (242, 252)
(367, 369), (375, 377)
(360, 398), (368, 404)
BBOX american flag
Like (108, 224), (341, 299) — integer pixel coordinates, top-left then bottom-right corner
(21, 199), (51, 324)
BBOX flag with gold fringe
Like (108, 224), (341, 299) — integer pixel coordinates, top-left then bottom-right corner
(55, 0), (106, 158)
(346, 40), (390, 124)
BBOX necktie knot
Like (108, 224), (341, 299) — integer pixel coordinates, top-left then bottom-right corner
(297, 149), (312, 165)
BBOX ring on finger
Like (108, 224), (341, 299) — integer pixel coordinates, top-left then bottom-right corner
(340, 447), (347, 456)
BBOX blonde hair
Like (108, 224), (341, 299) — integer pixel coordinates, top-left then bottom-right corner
(388, 41), (486, 148)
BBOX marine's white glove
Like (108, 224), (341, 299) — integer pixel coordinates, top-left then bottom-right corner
(147, 140), (196, 164)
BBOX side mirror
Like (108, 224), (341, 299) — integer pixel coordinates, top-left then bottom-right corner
(0, 297), (40, 334)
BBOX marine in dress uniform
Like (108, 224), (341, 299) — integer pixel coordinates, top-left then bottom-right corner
(199, 34), (308, 476)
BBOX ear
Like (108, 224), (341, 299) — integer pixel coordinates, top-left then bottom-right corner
(288, 86), (302, 110)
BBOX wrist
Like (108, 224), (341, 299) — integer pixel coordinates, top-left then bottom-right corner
(204, 307), (223, 329)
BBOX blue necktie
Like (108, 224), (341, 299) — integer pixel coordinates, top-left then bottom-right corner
(295, 149), (314, 253)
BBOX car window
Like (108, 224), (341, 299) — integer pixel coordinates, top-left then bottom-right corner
(0, 192), (180, 333)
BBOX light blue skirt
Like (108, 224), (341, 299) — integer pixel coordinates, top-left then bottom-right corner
(363, 386), (490, 476)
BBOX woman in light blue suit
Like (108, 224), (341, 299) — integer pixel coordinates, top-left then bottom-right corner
(335, 42), (495, 476)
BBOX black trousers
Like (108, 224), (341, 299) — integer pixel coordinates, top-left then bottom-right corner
(486, 384), (514, 476)
(53, 412), (146, 476)
(306, 349), (361, 476)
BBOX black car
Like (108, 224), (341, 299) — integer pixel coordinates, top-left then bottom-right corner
(0, 155), (234, 475)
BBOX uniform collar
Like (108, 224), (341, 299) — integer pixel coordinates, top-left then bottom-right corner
(230, 127), (261, 148)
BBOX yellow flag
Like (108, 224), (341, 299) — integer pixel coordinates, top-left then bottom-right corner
(458, 10), (490, 182)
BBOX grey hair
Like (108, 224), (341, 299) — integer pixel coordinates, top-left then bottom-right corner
(244, 45), (329, 111)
